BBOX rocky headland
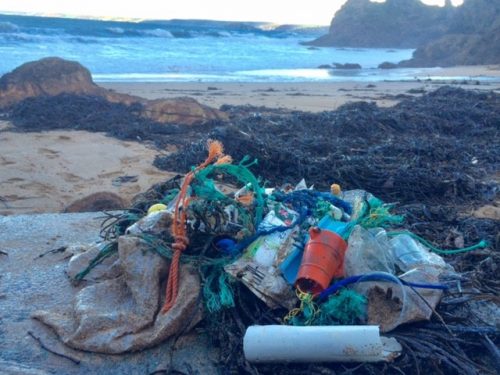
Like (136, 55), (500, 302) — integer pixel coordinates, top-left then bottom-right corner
(399, 0), (500, 67)
(307, 0), (454, 49)
(308, 0), (500, 67)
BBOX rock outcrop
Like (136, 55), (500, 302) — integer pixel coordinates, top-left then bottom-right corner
(0, 57), (102, 107)
(399, 0), (500, 67)
(307, 0), (499, 67)
(307, 0), (454, 48)
(0, 57), (226, 124)
(64, 192), (127, 213)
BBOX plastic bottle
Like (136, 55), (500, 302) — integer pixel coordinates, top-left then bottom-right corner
(390, 234), (446, 272)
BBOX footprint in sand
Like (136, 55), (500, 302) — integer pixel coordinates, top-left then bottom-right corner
(120, 185), (142, 195)
(60, 172), (82, 183)
(19, 181), (53, 194)
(0, 156), (16, 166)
(98, 171), (123, 179)
(38, 148), (60, 159)
(0, 177), (25, 185)
(120, 156), (142, 164)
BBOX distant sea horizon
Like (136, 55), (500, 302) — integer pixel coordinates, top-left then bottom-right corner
(0, 13), (497, 83)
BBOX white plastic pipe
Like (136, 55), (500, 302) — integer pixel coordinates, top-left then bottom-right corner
(244, 325), (401, 363)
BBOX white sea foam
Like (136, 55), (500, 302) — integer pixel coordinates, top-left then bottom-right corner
(140, 28), (174, 38)
(106, 27), (125, 34)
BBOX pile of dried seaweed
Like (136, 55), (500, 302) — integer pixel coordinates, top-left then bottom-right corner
(155, 87), (498, 205)
(5, 93), (212, 146)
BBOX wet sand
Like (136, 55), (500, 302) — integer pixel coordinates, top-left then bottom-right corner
(101, 65), (500, 112)
(0, 128), (173, 215)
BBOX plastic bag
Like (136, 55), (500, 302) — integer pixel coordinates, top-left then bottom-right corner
(225, 207), (299, 309)
(343, 227), (454, 332)
(343, 225), (395, 277)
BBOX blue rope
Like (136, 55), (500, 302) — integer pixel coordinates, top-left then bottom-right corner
(272, 190), (352, 215)
(318, 272), (448, 301)
(233, 207), (308, 252)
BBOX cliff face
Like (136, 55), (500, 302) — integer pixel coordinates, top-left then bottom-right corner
(308, 0), (500, 67)
(400, 0), (500, 66)
(308, 0), (454, 48)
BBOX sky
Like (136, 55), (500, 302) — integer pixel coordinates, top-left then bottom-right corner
(0, 0), (465, 25)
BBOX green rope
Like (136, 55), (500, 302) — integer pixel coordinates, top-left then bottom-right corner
(316, 289), (367, 325)
(285, 292), (318, 326)
(387, 231), (489, 255)
(140, 233), (174, 260)
(192, 156), (265, 227)
(286, 288), (367, 326)
(203, 267), (235, 313)
(313, 199), (333, 219)
(161, 188), (179, 205)
(74, 241), (118, 281)
(358, 204), (404, 229)
(344, 201), (404, 239)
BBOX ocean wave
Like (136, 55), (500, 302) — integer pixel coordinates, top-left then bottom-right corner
(0, 21), (19, 33)
(106, 27), (125, 34)
(204, 30), (232, 38)
(0, 32), (41, 43)
(69, 36), (101, 44)
(140, 28), (174, 38)
(93, 72), (230, 82)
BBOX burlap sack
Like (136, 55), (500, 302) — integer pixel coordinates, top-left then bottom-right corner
(33, 235), (202, 354)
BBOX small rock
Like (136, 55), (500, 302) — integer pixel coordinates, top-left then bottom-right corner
(378, 62), (398, 69)
(333, 62), (362, 69)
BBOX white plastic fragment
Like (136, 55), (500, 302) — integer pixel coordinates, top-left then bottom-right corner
(243, 325), (402, 363)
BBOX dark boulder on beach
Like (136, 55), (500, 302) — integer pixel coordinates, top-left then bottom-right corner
(333, 62), (362, 69)
(378, 62), (398, 69)
(0, 57), (102, 108)
(0, 57), (227, 124)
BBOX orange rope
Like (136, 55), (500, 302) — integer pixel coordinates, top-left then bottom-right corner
(162, 140), (224, 313)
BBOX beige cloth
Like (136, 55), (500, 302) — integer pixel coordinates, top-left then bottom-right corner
(33, 235), (202, 354)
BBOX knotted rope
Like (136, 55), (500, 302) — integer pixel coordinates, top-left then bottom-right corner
(162, 140), (225, 313)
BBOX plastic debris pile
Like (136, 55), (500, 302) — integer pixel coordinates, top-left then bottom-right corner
(34, 141), (496, 374)
(37, 140), (498, 374)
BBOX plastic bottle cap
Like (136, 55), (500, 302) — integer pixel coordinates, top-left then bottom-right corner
(330, 183), (341, 196)
(147, 203), (168, 215)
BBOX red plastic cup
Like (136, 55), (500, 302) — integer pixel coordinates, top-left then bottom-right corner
(295, 227), (347, 295)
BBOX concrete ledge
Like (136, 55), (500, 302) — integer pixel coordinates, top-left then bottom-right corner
(0, 212), (217, 374)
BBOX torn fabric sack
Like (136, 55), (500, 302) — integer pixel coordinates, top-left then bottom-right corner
(33, 235), (202, 354)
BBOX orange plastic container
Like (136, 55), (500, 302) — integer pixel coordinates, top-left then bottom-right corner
(295, 227), (347, 295)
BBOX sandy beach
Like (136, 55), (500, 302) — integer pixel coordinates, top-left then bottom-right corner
(0, 126), (174, 215)
(1, 65), (500, 215)
(101, 65), (500, 112)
